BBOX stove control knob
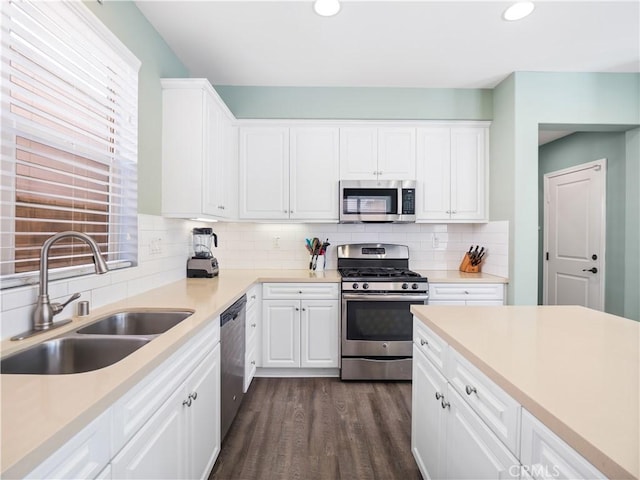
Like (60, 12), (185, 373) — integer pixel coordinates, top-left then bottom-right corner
(402, 283), (409, 290)
(352, 283), (359, 290)
(412, 283), (419, 290)
(362, 283), (369, 290)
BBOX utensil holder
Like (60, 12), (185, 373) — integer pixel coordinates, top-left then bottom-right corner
(310, 254), (325, 272)
(459, 253), (480, 273)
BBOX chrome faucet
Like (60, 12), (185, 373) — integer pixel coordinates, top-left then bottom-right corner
(11, 231), (109, 340)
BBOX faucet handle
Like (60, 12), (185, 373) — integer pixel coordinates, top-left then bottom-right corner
(52, 292), (81, 315)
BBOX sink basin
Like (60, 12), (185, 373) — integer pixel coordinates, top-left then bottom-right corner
(76, 310), (193, 336)
(0, 337), (150, 375)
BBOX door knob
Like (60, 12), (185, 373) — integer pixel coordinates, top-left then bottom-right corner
(582, 267), (598, 274)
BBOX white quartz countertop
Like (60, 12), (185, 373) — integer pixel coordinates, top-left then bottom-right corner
(411, 305), (639, 480)
(0, 269), (339, 478)
(417, 270), (508, 283)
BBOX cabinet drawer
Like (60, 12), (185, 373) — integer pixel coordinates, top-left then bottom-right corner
(521, 410), (606, 480)
(429, 283), (504, 302)
(413, 318), (447, 372)
(111, 319), (219, 454)
(26, 411), (110, 480)
(446, 347), (521, 456)
(262, 282), (339, 300)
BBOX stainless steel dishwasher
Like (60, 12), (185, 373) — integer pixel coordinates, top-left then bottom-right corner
(220, 294), (246, 441)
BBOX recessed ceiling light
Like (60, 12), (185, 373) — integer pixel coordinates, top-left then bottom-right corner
(314, 0), (341, 17)
(503, 1), (535, 21)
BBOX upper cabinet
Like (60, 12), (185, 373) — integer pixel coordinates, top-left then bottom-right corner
(416, 125), (489, 222)
(161, 79), (237, 220)
(239, 126), (340, 221)
(340, 126), (416, 180)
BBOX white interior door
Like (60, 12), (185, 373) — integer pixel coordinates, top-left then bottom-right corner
(543, 159), (606, 310)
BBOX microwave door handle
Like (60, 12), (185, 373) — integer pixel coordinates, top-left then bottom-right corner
(342, 293), (429, 302)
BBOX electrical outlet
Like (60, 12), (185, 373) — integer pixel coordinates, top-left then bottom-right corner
(273, 236), (280, 249)
(432, 235), (440, 249)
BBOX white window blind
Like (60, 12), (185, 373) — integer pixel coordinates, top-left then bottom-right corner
(0, 0), (140, 289)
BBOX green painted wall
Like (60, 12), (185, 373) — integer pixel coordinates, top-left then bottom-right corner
(490, 72), (640, 313)
(625, 128), (640, 320)
(84, 1), (189, 215)
(538, 132), (628, 317)
(215, 86), (493, 120)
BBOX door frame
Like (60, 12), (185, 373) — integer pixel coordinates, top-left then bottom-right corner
(542, 158), (607, 308)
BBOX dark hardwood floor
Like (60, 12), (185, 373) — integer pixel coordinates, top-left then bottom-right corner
(209, 377), (422, 480)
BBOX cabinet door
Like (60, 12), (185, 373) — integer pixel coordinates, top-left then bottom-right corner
(186, 346), (221, 480)
(111, 384), (188, 480)
(239, 127), (290, 219)
(262, 300), (300, 367)
(161, 87), (206, 217)
(416, 127), (451, 221)
(412, 345), (447, 480)
(300, 299), (339, 368)
(377, 127), (416, 179)
(443, 386), (519, 479)
(202, 92), (223, 216)
(450, 127), (487, 221)
(339, 127), (378, 179)
(290, 127), (340, 221)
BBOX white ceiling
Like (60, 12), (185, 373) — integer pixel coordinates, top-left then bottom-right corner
(135, 0), (640, 89)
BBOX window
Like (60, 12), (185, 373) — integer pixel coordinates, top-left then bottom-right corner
(0, 0), (140, 289)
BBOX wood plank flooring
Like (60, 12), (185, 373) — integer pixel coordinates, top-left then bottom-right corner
(209, 377), (422, 480)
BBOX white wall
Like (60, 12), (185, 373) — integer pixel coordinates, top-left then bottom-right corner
(0, 216), (508, 340)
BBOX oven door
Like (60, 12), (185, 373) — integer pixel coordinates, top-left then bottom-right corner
(341, 293), (428, 357)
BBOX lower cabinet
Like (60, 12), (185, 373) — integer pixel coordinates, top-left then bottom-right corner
(111, 344), (220, 480)
(412, 345), (519, 479)
(262, 299), (339, 368)
(261, 283), (340, 370)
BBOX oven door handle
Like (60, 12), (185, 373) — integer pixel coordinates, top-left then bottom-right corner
(342, 293), (429, 302)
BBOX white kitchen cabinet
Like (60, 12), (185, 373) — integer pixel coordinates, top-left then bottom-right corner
(244, 284), (261, 392)
(413, 345), (519, 480)
(339, 126), (416, 180)
(412, 344), (447, 480)
(520, 410), (606, 480)
(239, 126), (339, 221)
(161, 79), (237, 220)
(290, 127), (340, 221)
(416, 125), (488, 222)
(428, 283), (505, 306)
(25, 411), (110, 480)
(261, 283), (340, 369)
(112, 345), (220, 480)
(411, 321), (520, 479)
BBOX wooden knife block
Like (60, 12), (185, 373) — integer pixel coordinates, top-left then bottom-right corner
(459, 253), (480, 273)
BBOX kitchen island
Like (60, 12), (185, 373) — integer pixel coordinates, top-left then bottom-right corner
(411, 305), (639, 479)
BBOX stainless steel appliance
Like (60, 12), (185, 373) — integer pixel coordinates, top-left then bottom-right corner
(220, 294), (246, 440)
(339, 180), (416, 223)
(187, 227), (219, 278)
(338, 243), (428, 380)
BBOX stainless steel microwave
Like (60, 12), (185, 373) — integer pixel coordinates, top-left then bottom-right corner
(339, 180), (416, 223)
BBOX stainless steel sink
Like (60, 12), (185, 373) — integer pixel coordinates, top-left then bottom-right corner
(76, 310), (193, 336)
(0, 337), (150, 375)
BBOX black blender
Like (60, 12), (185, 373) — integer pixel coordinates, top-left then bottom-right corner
(187, 227), (219, 278)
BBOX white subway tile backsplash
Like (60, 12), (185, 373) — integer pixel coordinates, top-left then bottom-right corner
(0, 215), (509, 340)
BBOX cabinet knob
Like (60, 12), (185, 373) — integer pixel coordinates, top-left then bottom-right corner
(251, 323), (257, 328)
(465, 385), (477, 396)
(182, 397), (192, 407)
(189, 391), (198, 401)
(420, 338), (428, 346)
(435, 392), (443, 400)
(441, 399), (451, 409)
(445, 210), (451, 214)
(451, 210), (457, 214)
(295, 307), (300, 311)
(251, 360), (256, 365)
(464, 290), (469, 295)
(251, 295), (257, 299)
(302, 308), (306, 311)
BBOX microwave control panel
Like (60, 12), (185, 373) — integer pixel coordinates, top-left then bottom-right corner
(402, 189), (415, 214)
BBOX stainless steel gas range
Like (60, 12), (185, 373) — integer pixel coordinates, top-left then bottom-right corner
(337, 243), (429, 380)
